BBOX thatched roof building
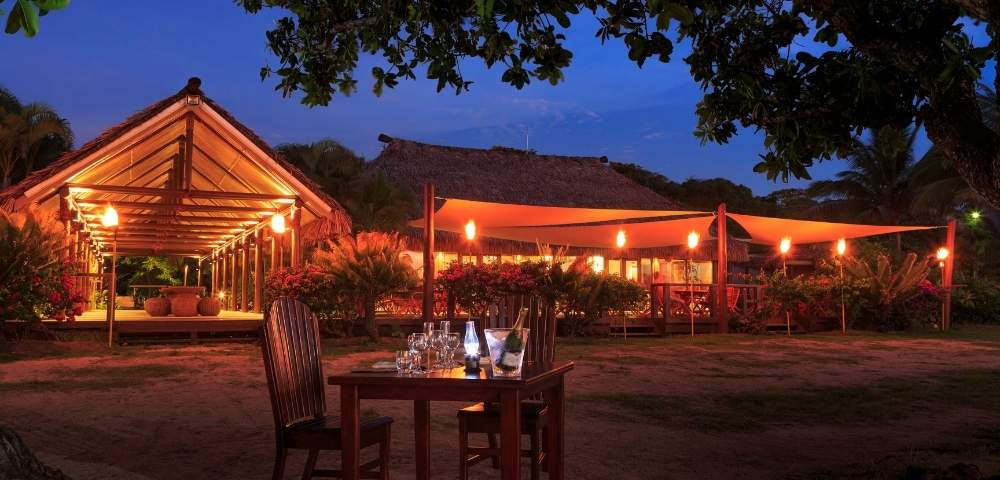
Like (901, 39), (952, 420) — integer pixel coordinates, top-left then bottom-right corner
(369, 135), (748, 263)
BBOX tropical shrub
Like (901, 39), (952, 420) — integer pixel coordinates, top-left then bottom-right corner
(263, 264), (355, 336)
(0, 210), (82, 327)
(844, 253), (938, 331)
(313, 232), (418, 339)
(953, 277), (1000, 325)
(437, 261), (539, 316)
(560, 272), (648, 336)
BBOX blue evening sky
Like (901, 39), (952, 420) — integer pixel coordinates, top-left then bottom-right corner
(2, 2), (979, 195)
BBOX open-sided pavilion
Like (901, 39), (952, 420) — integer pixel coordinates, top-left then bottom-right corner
(0, 78), (351, 340)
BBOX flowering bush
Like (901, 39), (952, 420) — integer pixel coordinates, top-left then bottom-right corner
(0, 210), (83, 326)
(263, 264), (353, 335)
(437, 261), (538, 315)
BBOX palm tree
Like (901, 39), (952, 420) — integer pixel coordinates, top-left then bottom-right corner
(276, 139), (364, 199)
(0, 88), (73, 189)
(277, 139), (412, 232)
(807, 125), (919, 254)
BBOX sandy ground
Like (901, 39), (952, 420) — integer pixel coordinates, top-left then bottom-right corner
(2, 328), (1000, 480)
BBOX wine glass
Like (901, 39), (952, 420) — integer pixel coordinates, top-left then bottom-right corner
(445, 332), (461, 368)
(430, 329), (447, 369)
(408, 333), (428, 374)
(395, 350), (412, 375)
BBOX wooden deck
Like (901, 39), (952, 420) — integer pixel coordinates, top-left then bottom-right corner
(46, 309), (263, 343)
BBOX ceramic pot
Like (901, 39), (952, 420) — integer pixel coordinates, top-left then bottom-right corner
(198, 297), (222, 317)
(170, 295), (199, 317)
(144, 296), (171, 316)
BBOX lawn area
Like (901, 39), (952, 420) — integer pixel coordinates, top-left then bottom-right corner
(1, 326), (999, 479)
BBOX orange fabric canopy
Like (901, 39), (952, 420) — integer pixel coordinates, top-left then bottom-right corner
(727, 213), (940, 245)
(412, 198), (706, 231)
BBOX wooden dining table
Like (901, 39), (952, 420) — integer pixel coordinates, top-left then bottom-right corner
(328, 361), (574, 480)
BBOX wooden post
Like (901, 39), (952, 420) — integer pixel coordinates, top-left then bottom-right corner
(221, 249), (229, 310)
(290, 202), (302, 267)
(210, 255), (217, 297)
(422, 183), (435, 322)
(943, 218), (956, 331)
(270, 227), (281, 273)
(241, 237), (250, 312)
(254, 228), (264, 313)
(716, 203), (729, 333)
(229, 244), (237, 310)
(197, 258), (202, 286)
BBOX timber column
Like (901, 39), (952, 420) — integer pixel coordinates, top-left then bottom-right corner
(422, 183), (435, 322)
(716, 203), (729, 333)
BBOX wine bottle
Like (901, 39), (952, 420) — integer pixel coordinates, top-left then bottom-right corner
(500, 307), (528, 370)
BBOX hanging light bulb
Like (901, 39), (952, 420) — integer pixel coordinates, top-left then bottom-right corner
(687, 231), (699, 250)
(101, 206), (119, 228)
(936, 247), (949, 261)
(836, 238), (847, 256)
(615, 229), (626, 248)
(465, 219), (476, 241)
(270, 213), (286, 234)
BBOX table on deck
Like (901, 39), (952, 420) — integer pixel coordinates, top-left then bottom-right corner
(328, 361), (574, 480)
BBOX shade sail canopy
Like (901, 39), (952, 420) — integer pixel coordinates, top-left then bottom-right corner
(728, 213), (940, 245)
(410, 198), (706, 231)
(479, 215), (717, 248)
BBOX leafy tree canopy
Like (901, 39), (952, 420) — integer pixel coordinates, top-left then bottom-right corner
(2, 0), (69, 37)
(238, 0), (1000, 208)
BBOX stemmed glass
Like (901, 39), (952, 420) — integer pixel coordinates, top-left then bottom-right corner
(430, 329), (447, 369)
(444, 332), (461, 368)
(408, 333), (428, 374)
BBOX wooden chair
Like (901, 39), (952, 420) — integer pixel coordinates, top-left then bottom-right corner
(457, 295), (557, 480)
(261, 297), (392, 480)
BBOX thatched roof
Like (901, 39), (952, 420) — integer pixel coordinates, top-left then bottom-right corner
(369, 135), (681, 210)
(0, 78), (351, 237)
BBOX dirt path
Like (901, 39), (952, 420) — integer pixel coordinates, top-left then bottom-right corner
(2, 329), (999, 479)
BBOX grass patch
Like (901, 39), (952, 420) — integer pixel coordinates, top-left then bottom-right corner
(575, 368), (1000, 432)
(321, 340), (398, 358)
(0, 363), (190, 393)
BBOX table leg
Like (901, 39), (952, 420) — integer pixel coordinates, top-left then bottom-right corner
(500, 389), (522, 480)
(340, 385), (361, 480)
(414, 399), (431, 480)
(544, 377), (565, 480)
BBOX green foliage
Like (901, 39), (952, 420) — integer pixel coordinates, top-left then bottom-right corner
(843, 253), (940, 331)
(0, 87), (73, 188)
(953, 278), (1000, 325)
(276, 139), (413, 232)
(0, 209), (81, 324)
(312, 231), (418, 339)
(238, 1), (1000, 209)
(263, 264), (355, 336)
(2, 0), (68, 37)
(117, 257), (179, 293)
(560, 272), (648, 337)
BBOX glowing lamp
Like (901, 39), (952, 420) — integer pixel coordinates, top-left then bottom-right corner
(836, 238), (847, 256)
(970, 210), (981, 221)
(101, 206), (119, 228)
(687, 231), (699, 250)
(465, 219), (476, 241)
(779, 237), (791, 255)
(218, 290), (226, 300)
(936, 247), (949, 261)
(463, 320), (481, 372)
(616, 229), (626, 248)
(270, 213), (286, 234)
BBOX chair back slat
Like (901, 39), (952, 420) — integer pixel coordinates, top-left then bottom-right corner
(261, 297), (326, 429)
(494, 294), (556, 363)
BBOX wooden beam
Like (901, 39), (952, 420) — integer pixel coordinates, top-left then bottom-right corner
(716, 203), (729, 334)
(943, 218), (956, 331)
(85, 213), (261, 224)
(254, 228), (264, 313)
(422, 183), (435, 323)
(93, 232), (232, 241)
(90, 224), (244, 234)
(183, 114), (194, 190)
(75, 201), (278, 214)
(69, 183), (297, 203)
(290, 202), (302, 267)
(241, 237), (250, 312)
